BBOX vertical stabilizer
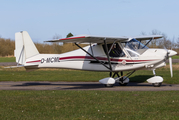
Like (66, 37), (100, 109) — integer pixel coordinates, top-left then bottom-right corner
(14, 31), (39, 65)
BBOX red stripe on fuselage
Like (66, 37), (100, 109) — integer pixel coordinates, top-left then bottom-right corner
(60, 56), (154, 63)
(26, 60), (41, 63)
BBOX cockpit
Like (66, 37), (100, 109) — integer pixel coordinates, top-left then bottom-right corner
(103, 43), (126, 57)
(103, 38), (148, 58)
(122, 39), (148, 57)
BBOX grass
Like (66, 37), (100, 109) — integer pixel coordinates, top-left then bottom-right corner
(0, 57), (15, 62)
(0, 67), (109, 82)
(0, 65), (179, 84)
(0, 90), (179, 120)
(0, 58), (179, 120)
(172, 55), (179, 59)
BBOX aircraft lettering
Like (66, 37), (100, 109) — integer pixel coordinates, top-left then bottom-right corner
(41, 57), (60, 63)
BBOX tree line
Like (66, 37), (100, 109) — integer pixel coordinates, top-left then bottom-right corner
(0, 30), (179, 57)
(0, 33), (87, 57)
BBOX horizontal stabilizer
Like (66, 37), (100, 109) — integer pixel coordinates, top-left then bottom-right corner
(4, 65), (24, 69)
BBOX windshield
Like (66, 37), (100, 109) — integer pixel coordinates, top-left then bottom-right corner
(123, 39), (148, 55)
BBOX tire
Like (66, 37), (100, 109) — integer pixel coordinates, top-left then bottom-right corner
(118, 76), (129, 86)
(119, 83), (128, 86)
(152, 82), (162, 87)
(104, 84), (114, 87)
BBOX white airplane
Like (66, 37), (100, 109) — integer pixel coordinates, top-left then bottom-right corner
(13, 31), (177, 87)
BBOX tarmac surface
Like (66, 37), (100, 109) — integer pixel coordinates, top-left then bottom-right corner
(0, 81), (179, 91)
(0, 62), (17, 66)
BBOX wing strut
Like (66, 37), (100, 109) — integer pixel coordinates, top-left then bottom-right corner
(103, 39), (113, 77)
(75, 43), (112, 72)
(108, 40), (117, 54)
(90, 43), (94, 56)
(142, 38), (153, 49)
(17, 46), (24, 66)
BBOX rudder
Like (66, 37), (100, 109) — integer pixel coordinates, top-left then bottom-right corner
(14, 31), (39, 65)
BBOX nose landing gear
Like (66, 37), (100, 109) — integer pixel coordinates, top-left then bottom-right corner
(146, 70), (163, 87)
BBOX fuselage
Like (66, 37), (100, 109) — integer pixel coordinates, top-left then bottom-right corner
(25, 43), (168, 72)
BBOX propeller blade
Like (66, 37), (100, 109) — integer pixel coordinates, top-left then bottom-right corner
(169, 56), (173, 77)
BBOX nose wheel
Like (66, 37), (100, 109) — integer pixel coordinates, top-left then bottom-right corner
(152, 82), (162, 87)
(146, 70), (163, 87)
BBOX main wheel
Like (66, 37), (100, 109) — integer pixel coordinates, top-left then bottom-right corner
(104, 84), (114, 87)
(118, 76), (129, 86)
(152, 82), (162, 87)
(119, 83), (128, 86)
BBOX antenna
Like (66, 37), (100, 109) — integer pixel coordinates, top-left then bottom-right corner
(87, 29), (91, 35)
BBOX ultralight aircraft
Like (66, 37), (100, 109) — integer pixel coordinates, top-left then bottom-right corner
(13, 31), (177, 87)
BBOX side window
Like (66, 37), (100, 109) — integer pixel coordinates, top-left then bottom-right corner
(103, 43), (125, 57)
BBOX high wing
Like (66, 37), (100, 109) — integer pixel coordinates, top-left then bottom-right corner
(45, 35), (129, 44)
(45, 35), (163, 44)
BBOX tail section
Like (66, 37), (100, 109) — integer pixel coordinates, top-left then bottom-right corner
(14, 31), (39, 65)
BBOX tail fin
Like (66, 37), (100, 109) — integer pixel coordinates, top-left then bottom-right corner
(14, 31), (39, 65)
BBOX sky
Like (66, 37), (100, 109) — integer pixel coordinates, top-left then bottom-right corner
(0, 0), (179, 42)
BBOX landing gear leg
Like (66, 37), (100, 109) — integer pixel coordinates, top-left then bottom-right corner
(119, 71), (127, 86)
(112, 72), (127, 86)
(152, 70), (162, 87)
(112, 71), (135, 86)
(153, 69), (156, 76)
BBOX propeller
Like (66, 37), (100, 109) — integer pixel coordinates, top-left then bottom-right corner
(169, 56), (173, 77)
(167, 50), (177, 77)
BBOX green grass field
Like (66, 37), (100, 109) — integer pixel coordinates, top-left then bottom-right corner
(0, 65), (179, 84)
(172, 55), (179, 59)
(1, 90), (179, 120)
(0, 57), (15, 62)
